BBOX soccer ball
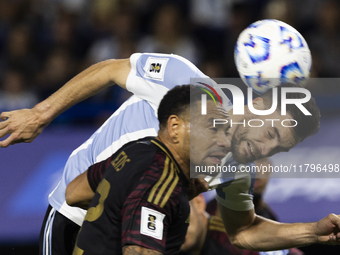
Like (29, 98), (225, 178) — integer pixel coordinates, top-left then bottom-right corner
(234, 19), (312, 94)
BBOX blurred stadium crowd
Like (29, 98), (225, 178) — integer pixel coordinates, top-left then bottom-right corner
(0, 0), (340, 125)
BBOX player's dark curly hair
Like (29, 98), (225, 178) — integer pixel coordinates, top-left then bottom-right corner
(158, 85), (217, 129)
(260, 83), (320, 141)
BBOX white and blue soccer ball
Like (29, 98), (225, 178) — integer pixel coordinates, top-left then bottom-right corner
(234, 19), (312, 94)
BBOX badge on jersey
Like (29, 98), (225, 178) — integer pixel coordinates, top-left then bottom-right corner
(143, 57), (168, 81)
(140, 206), (165, 240)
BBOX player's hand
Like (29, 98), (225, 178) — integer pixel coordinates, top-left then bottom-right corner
(314, 213), (340, 244)
(187, 178), (209, 200)
(0, 108), (48, 148)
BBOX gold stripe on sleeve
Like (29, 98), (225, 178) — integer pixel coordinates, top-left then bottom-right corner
(160, 163), (179, 208)
(154, 159), (174, 205)
(147, 156), (169, 203)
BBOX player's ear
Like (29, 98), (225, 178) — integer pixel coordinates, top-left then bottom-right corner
(167, 115), (180, 142)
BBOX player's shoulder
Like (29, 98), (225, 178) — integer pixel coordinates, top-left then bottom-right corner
(126, 52), (210, 107)
(118, 137), (183, 179)
(149, 139), (187, 180)
(120, 136), (159, 155)
(133, 139), (189, 208)
(142, 157), (185, 209)
(130, 52), (208, 80)
(109, 137), (159, 172)
(131, 52), (198, 69)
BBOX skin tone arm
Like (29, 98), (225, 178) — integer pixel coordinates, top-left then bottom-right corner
(218, 202), (340, 251)
(0, 58), (131, 148)
(65, 170), (94, 210)
(123, 245), (162, 255)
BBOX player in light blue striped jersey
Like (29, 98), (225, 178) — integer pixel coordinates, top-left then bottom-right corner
(1, 53), (338, 255)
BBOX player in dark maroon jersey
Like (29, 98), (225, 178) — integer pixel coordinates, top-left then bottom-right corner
(66, 85), (230, 255)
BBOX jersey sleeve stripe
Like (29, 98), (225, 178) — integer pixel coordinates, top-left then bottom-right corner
(160, 163), (179, 208)
(147, 157), (181, 208)
(154, 160), (174, 205)
(147, 157), (169, 203)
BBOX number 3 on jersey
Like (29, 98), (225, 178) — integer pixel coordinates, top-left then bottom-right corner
(85, 179), (111, 222)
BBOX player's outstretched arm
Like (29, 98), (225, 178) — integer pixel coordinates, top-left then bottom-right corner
(0, 58), (131, 148)
(218, 202), (340, 251)
(123, 245), (162, 255)
(66, 170), (95, 209)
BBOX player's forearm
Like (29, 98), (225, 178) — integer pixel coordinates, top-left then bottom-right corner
(33, 59), (130, 125)
(66, 171), (95, 210)
(232, 215), (317, 251)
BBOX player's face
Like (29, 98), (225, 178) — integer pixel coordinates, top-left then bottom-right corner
(190, 100), (230, 167)
(230, 110), (299, 164)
